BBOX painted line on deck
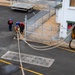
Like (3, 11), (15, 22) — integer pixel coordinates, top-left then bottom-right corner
(1, 51), (54, 68)
(0, 59), (43, 75)
(0, 59), (11, 64)
(58, 47), (75, 53)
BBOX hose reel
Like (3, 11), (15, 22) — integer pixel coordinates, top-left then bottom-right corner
(69, 26), (75, 50)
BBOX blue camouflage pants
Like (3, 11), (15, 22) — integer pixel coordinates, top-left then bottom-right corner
(9, 24), (12, 31)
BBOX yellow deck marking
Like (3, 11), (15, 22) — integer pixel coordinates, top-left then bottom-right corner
(58, 47), (75, 53)
(0, 60), (11, 64)
(20, 67), (43, 75)
(0, 59), (43, 75)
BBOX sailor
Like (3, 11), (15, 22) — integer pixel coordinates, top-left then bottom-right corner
(14, 22), (20, 39)
(19, 22), (25, 34)
(8, 18), (13, 31)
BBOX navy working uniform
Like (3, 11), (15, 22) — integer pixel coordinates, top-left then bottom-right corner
(8, 18), (13, 31)
(19, 22), (25, 34)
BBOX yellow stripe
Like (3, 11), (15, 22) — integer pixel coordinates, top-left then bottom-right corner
(58, 47), (75, 52)
(0, 59), (43, 75)
(0, 60), (11, 64)
(20, 67), (43, 75)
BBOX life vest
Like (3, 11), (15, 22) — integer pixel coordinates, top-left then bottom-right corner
(19, 22), (24, 29)
(8, 20), (13, 24)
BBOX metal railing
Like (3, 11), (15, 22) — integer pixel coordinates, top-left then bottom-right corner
(24, 6), (58, 45)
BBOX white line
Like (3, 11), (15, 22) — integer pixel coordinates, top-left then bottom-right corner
(1, 51), (55, 68)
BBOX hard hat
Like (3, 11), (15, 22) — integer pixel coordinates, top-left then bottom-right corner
(16, 22), (20, 26)
(9, 18), (12, 20)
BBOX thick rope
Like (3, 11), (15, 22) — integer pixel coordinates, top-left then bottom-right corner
(17, 32), (25, 75)
(22, 31), (71, 51)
